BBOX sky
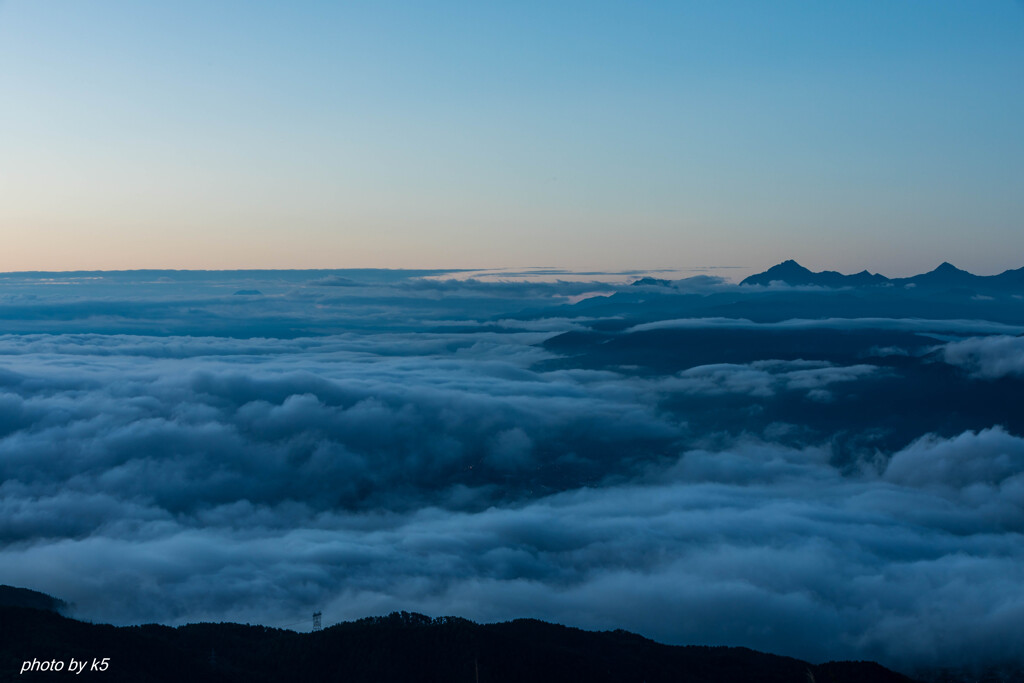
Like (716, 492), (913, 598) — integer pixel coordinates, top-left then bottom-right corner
(1, 1), (1024, 275)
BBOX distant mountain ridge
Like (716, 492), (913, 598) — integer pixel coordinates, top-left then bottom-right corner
(741, 259), (1024, 290)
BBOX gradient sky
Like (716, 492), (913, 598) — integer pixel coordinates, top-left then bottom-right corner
(1, 1), (1022, 275)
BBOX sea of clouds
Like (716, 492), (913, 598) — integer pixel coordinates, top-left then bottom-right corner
(1, 270), (1022, 673)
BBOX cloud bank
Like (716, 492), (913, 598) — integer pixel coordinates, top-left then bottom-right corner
(941, 335), (1024, 379)
(2, 270), (1023, 675)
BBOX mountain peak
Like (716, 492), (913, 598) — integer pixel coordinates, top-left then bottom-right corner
(742, 260), (1024, 290)
(774, 259), (811, 272)
(742, 260), (867, 287)
(895, 261), (981, 287)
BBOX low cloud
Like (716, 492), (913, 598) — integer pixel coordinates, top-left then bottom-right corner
(628, 317), (1024, 335)
(0, 333), (1022, 671)
(657, 360), (879, 399)
(941, 335), (1024, 379)
(0, 333), (684, 520)
(2, 430), (1022, 671)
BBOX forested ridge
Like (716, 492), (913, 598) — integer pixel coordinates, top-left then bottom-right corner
(2, 598), (914, 683)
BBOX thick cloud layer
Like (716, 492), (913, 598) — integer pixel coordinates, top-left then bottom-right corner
(1, 271), (1023, 674)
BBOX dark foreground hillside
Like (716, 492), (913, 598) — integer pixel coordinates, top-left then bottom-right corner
(1, 604), (914, 683)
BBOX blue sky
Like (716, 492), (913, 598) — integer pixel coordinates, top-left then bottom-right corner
(1, 1), (1022, 275)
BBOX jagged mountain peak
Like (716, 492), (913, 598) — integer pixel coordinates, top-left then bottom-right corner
(932, 261), (964, 272)
(741, 260), (861, 287)
(740, 259), (1020, 290)
(770, 259), (812, 272)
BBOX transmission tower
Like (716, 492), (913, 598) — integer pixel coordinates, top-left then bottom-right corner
(312, 611), (322, 632)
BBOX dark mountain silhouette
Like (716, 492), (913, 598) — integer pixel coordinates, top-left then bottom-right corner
(528, 282), (1024, 328)
(0, 585), (67, 614)
(991, 265), (1024, 287)
(892, 262), (977, 288)
(631, 276), (674, 287)
(740, 260), (888, 287)
(741, 260), (1024, 291)
(542, 327), (939, 372)
(541, 327), (1024, 458)
(0, 599), (918, 683)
